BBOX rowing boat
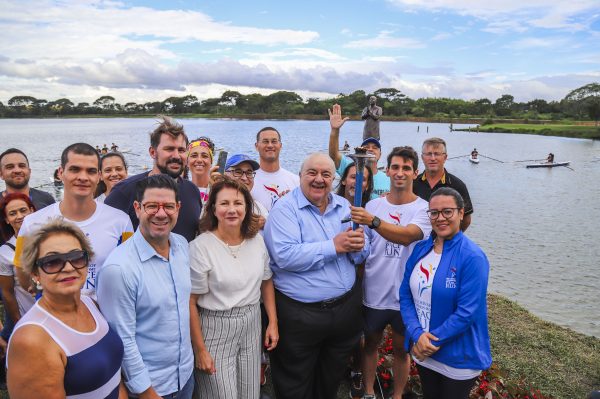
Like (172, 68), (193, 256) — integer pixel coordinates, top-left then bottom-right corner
(526, 161), (570, 168)
(469, 157), (480, 164)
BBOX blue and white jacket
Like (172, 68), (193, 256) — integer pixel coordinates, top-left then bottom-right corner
(400, 231), (492, 370)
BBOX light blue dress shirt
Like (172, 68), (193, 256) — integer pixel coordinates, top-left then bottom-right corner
(264, 187), (370, 303)
(97, 230), (193, 396)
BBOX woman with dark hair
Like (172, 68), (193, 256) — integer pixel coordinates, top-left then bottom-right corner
(6, 218), (125, 399)
(189, 178), (278, 399)
(95, 152), (128, 203)
(335, 161), (374, 206)
(0, 193), (36, 349)
(400, 187), (492, 399)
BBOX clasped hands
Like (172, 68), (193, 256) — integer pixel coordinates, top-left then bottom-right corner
(411, 332), (440, 361)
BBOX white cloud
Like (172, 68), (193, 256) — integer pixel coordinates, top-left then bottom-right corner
(509, 37), (570, 49)
(386, 0), (598, 31)
(344, 31), (424, 49)
(202, 48), (233, 54)
(431, 33), (452, 41)
(1, 1), (319, 63)
(244, 48), (345, 61)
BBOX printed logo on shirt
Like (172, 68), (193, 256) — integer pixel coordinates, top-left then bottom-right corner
(200, 191), (209, 204)
(263, 184), (282, 208)
(389, 212), (401, 225)
(417, 261), (436, 297)
(445, 266), (457, 289)
(85, 262), (97, 291)
(384, 242), (404, 258)
(383, 212), (403, 258)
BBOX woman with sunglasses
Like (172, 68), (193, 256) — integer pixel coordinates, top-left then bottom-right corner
(0, 193), (36, 350)
(95, 152), (128, 203)
(187, 137), (216, 205)
(400, 187), (491, 399)
(6, 219), (125, 399)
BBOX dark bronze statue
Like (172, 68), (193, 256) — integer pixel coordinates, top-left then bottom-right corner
(361, 96), (382, 140)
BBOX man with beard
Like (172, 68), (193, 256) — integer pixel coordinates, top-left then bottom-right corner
(106, 116), (201, 242)
(0, 148), (55, 210)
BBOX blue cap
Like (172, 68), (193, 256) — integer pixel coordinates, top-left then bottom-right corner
(225, 154), (260, 171)
(361, 137), (381, 149)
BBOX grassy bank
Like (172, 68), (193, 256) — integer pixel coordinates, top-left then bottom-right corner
(487, 294), (599, 398)
(456, 123), (600, 139)
(1, 294), (598, 398)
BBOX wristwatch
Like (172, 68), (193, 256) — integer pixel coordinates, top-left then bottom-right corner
(370, 216), (381, 229)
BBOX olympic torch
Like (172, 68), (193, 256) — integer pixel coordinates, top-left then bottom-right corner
(348, 147), (375, 230)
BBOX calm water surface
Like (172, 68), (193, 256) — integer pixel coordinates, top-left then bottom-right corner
(1, 118), (599, 336)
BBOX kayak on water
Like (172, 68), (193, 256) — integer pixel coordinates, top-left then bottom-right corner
(469, 157), (480, 164)
(526, 161), (570, 168)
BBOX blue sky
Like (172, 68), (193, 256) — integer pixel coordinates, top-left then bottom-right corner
(1, 0), (599, 104)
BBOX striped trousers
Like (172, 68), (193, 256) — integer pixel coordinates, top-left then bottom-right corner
(194, 303), (261, 399)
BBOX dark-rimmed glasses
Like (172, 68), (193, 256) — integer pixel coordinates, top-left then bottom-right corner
(427, 208), (460, 220)
(142, 202), (179, 215)
(422, 152), (446, 158)
(226, 169), (256, 179)
(35, 250), (89, 274)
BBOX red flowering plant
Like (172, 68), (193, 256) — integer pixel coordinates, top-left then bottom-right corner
(376, 328), (554, 399)
(374, 327), (422, 397)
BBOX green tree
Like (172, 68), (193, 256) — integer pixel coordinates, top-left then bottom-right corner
(494, 94), (515, 116)
(93, 96), (116, 112)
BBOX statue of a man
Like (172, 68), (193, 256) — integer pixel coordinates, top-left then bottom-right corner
(361, 96), (382, 140)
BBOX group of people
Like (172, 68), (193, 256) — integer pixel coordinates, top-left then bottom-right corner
(0, 107), (490, 399)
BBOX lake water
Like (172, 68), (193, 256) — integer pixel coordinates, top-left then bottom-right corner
(1, 117), (599, 337)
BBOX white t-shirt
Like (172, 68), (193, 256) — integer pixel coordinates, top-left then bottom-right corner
(409, 248), (480, 380)
(15, 202), (134, 297)
(198, 186), (209, 206)
(251, 167), (299, 211)
(253, 199), (269, 218)
(363, 196), (431, 310)
(0, 236), (35, 317)
(189, 232), (272, 311)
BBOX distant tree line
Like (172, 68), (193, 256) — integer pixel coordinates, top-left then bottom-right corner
(2, 83), (599, 124)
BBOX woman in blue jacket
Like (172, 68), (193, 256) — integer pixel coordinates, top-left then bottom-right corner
(400, 187), (491, 399)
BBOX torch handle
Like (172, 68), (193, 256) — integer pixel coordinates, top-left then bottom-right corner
(352, 170), (364, 230)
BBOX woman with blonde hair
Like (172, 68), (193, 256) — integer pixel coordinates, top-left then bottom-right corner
(7, 218), (125, 399)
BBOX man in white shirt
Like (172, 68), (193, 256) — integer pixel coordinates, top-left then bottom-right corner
(15, 143), (133, 297)
(251, 127), (299, 211)
(350, 146), (432, 399)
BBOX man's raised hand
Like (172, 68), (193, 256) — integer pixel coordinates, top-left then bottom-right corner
(328, 103), (349, 130)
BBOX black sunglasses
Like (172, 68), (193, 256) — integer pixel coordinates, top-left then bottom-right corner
(35, 250), (89, 274)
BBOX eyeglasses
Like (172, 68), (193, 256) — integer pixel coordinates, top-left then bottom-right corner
(422, 152), (446, 158)
(142, 202), (179, 215)
(35, 250), (89, 274)
(427, 208), (460, 220)
(226, 169), (256, 179)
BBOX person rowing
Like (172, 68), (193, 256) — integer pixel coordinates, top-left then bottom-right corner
(471, 148), (478, 159)
(547, 153), (555, 163)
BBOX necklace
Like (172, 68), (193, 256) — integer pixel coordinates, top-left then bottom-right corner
(225, 241), (243, 258)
